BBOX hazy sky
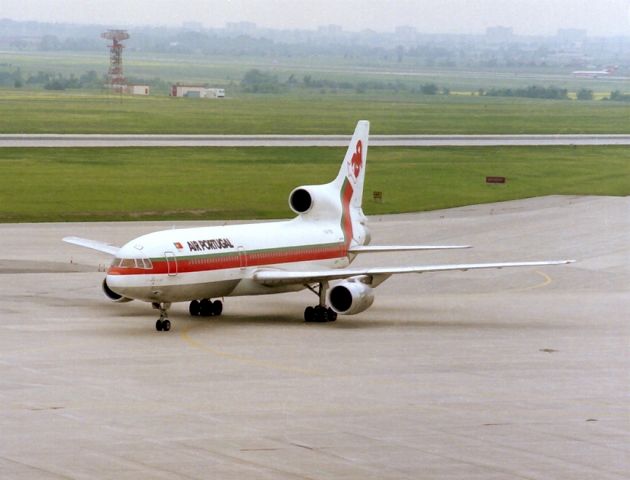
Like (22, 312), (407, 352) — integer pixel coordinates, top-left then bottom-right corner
(3, 0), (630, 36)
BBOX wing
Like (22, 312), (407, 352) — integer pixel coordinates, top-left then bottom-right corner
(254, 260), (574, 287)
(63, 236), (120, 256)
(349, 245), (471, 253)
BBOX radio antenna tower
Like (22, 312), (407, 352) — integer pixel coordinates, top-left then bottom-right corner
(101, 29), (129, 90)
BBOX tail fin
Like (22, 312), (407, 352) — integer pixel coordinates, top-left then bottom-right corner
(332, 120), (370, 248)
(334, 120), (369, 209)
(288, 121), (370, 247)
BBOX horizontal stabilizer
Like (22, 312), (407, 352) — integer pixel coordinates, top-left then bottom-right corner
(348, 245), (471, 253)
(254, 259), (575, 287)
(63, 236), (120, 256)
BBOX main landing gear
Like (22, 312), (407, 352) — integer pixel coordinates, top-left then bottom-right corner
(153, 302), (171, 332)
(188, 299), (223, 317)
(304, 281), (337, 323)
(304, 305), (337, 323)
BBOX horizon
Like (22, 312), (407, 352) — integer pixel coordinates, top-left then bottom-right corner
(0, 16), (627, 40)
(2, 0), (630, 37)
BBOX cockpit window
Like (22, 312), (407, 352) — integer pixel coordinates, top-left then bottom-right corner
(111, 257), (153, 269)
(138, 258), (153, 269)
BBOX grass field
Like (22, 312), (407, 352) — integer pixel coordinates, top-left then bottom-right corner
(1, 146), (628, 222)
(4, 49), (630, 135)
(3, 89), (630, 134)
(4, 50), (630, 136)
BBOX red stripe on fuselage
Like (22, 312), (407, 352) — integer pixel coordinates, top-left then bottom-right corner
(108, 242), (347, 276)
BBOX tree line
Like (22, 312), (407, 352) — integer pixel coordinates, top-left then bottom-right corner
(3, 64), (630, 102)
(0, 68), (170, 91)
(0, 68), (102, 90)
(241, 69), (450, 95)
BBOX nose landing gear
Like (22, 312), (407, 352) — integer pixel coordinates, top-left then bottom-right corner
(153, 302), (171, 331)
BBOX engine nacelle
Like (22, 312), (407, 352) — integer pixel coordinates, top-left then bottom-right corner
(102, 278), (133, 303)
(288, 184), (340, 217)
(288, 187), (313, 214)
(328, 281), (374, 315)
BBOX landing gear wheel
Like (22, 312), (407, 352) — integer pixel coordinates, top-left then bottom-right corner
(305, 305), (336, 322)
(189, 300), (200, 316)
(153, 302), (172, 332)
(200, 299), (213, 317)
(304, 281), (336, 323)
(212, 300), (223, 316)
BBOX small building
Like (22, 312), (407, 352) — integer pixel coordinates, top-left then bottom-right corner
(170, 84), (225, 98)
(125, 84), (150, 96)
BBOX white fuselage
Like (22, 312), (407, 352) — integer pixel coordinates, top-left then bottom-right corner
(106, 216), (353, 304)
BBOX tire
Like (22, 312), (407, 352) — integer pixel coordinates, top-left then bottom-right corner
(200, 299), (213, 317)
(212, 300), (223, 316)
(155, 319), (163, 331)
(189, 300), (200, 316)
(304, 306), (315, 322)
(162, 320), (171, 331)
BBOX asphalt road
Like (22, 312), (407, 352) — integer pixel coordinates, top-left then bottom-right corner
(3, 133), (630, 147)
(1, 195), (628, 479)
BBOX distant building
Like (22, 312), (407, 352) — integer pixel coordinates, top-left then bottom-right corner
(225, 22), (257, 35)
(318, 24), (343, 35)
(170, 84), (225, 98)
(395, 26), (417, 36)
(125, 84), (150, 96)
(485, 26), (513, 43)
(182, 21), (204, 32)
(557, 28), (587, 44)
(394, 25), (417, 43)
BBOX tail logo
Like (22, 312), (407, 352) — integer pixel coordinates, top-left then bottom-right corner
(349, 140), (363, 180)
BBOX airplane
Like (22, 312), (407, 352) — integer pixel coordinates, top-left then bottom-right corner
(63, 120), (574, 331)
(572, 66), (617, 78)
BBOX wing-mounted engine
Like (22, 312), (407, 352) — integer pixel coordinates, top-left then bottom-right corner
(328, 279), (374, 315)
(102, 278), (133, 303)
(288, 183), (341, 219)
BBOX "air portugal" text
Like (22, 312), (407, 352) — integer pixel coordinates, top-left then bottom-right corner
(187, 238), (234, 252)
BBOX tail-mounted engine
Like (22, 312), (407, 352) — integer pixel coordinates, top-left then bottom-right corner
(102, 278), (133, 303)
(328, 280), (374, 315)
(288, 187), (313, 214)
(288, 184), (341, 218)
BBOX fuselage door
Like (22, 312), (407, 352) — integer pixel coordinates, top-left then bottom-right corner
(164, 251), (178, 276)
(238, 246), (247, 270)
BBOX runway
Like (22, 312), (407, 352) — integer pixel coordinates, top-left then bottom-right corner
(3, 133), (630, 147)
(1, 195), (628, 479)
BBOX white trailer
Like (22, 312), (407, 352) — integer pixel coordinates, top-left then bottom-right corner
(170, 84), (225, 98)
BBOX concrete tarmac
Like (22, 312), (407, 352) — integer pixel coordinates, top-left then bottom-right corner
(0, 195), (628, 479)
